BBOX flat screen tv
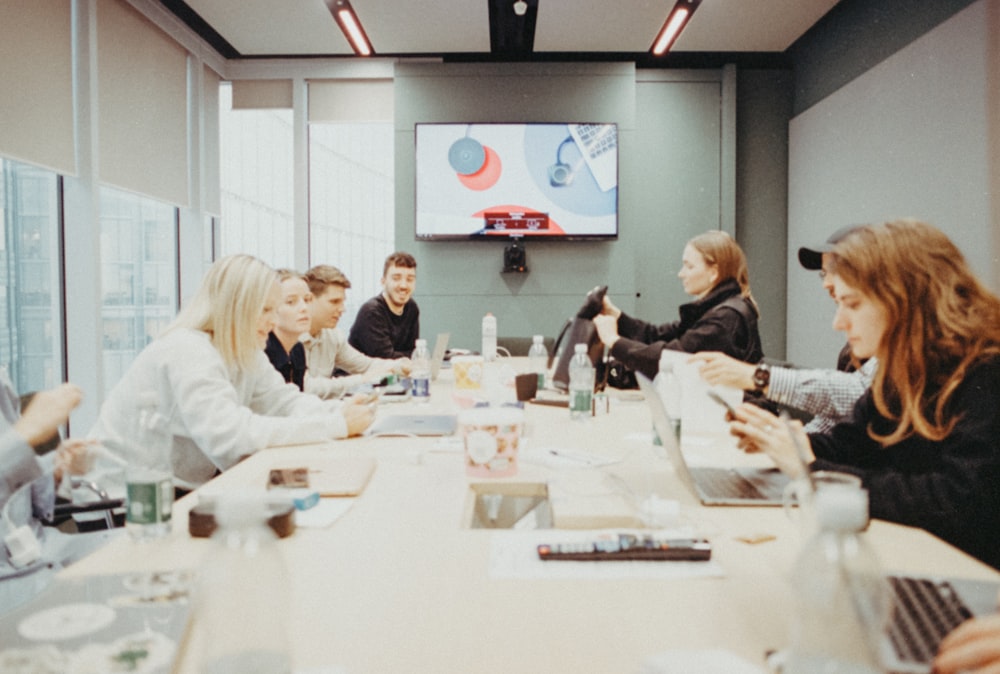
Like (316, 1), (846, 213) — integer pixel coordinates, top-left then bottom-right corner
(414, 122), (618, 240)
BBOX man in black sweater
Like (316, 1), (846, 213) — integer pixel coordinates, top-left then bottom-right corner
(348, 252), (420, 359)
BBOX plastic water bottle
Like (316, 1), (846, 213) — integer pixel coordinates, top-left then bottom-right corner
(784, 482), (889, 674)
(482, 313), (497, 362)
(196, 495), (292, 674)
(527, 334), (549, 389)
(654, 352), (681, 445)
(125, 392), (174, 541)
(410, 338), (431, 403)
(568, 343), (595, 420)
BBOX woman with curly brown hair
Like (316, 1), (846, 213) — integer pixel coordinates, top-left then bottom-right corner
(731, 219), (1000, 569)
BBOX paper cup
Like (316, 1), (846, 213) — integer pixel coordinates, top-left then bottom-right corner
(459, 407), (524, 477)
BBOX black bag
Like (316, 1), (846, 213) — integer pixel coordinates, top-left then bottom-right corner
(550, 285), (608, 392)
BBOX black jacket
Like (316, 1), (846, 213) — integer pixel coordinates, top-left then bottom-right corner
(608, 279), (763, 380)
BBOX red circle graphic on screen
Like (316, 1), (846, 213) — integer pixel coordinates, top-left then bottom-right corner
(457, 146), (502, 191)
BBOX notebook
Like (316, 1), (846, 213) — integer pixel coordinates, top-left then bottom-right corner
(635, 372), (789, 506)
(0, 570), (194, 673)
(268, 456), (376, 497)
(568, 123), (618, 192)
(367, 413), (458, 437)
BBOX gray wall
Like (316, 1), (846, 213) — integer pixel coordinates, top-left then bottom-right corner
(786, 0), (999, 367)
(393, 62), (751, 354)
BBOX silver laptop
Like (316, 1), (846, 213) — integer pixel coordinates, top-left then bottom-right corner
(366, 413), (457, 437)
(882, 573), (999, 673)
(429, 332), (450, 381)
(568, 123), (618, 192)
(635, 371), (788, 506)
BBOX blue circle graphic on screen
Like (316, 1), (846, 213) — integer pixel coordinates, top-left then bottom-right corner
(523, 125), (617, 216)
(448, 137), (486, 175)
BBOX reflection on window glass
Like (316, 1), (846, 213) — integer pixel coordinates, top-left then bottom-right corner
(0, 158), (63, 393)
(308, 123), (394, 329)
(99, 187), (177, 398)
(218, 83), (294, 268)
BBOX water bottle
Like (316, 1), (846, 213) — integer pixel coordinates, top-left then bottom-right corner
(482, 313), (497, 362)
(527, 334), (549, 389)
(653, 352), (681, 446)
(125, 392), (174, 541)
(410, 338), (431, 403)
(196, 495), (292, 674)
(568, 343), (595, 420)
(784, 482), (889, 674)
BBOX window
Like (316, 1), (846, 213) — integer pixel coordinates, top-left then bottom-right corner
(100, 187), (177, 397)
(0, 158), (63, 393)
(308, 123), (394, 327)
(218, 83), (294, 268)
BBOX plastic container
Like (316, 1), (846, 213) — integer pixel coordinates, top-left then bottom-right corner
(527, 334), (549, 389)
(195, 495), (293, 674)
(410, 338), (431, 403)
(459, 407), (524, 477)
(784, 483), (889, 674)
(568, 343), (595, 420)
(125, 392), (174, 541)
(481, 313), (497, 362)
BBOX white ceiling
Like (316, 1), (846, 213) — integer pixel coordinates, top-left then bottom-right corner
(181, 0), (843, 58)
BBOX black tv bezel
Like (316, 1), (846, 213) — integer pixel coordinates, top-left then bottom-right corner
(413, 121), (619, 242)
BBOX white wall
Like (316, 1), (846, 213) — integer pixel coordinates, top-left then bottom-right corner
(786, 0), (999, 367)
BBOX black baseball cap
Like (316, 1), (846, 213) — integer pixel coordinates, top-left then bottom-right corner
(797, 225), (861, 270)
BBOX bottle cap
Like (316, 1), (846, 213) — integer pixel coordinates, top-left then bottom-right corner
(815, 485), (869, 532)
(415, 338), (427, 347)
(532, 334), (543, 342)
(574, 343), (587, 353)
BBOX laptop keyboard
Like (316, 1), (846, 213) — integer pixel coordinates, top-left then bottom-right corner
(886, 575), (974, 665)
(574, 124), (617, 158)
(692, 467), (764, 500)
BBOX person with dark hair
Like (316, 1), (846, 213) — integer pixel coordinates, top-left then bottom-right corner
(730, 219), (1000, 569)
(348, 252), (420, 359)
(302, 264), (409, 398)
(593, 230), (763, 380)
(691, 225), (875, 433)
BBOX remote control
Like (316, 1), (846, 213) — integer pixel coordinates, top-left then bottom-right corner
(537, 534), (711, 561)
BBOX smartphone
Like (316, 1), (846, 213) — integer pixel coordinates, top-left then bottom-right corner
(707, 390), (737, 418)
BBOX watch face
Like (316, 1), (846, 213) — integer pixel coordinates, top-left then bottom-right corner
(753, 364), (770, 388)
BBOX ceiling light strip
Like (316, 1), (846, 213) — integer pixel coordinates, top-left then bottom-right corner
(651, 0), (701, 55)
(327, 0), (374, 56)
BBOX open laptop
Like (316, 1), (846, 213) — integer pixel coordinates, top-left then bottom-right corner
(429, 332), (450, 381)
(366, 413), (458, 437)
(635, 371), (789, 506)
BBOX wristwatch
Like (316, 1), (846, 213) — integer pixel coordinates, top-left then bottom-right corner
(751, 362), (770, 392)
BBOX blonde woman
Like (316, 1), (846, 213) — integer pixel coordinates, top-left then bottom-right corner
(731, 220), (1000, 569)
(88, 255), (374, 491)
(594, 230), (763, 379)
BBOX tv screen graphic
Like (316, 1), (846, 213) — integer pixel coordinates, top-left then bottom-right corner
(415, 123), (618, 240)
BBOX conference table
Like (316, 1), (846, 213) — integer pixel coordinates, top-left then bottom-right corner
(62, 360), (1000, 673)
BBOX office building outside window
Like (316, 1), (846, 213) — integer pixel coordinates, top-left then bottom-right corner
(0, 158), (63, 393)
(99, 187), (178, 398)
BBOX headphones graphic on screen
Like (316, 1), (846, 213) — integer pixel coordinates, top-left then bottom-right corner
(548, 136), (584, 188)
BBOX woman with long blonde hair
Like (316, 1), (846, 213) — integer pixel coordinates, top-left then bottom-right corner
(594, 230), (763, 379)
(732, 219), (1000, 569)
(88, 255), (374, 491)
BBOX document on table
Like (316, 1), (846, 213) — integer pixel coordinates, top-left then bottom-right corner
(639, 649), (766, 674)
(295, 498), (356, 528)
(488, 530), (725, 580)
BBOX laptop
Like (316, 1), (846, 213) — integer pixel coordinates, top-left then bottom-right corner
(429, 332), (450, 381)
(635, 371), (789, 506)
(568, 123), (618, 192)
(366, 413), (458, 437)
(881, 573), (1000, 673)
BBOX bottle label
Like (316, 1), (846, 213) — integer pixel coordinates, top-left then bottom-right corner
(126, 476), (173, 525)
(411, 376), (430, 398)
(570, 390), (592, 415)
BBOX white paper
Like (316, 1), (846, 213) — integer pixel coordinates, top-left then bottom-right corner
(294, 499), (355, 528)
(639, 649), (766, 674)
